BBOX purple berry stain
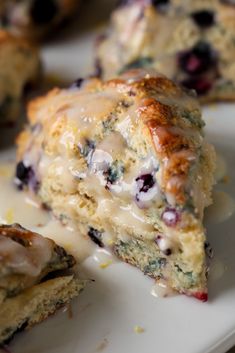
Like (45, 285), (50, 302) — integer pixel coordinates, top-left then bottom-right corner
(136, 173), (155, 193)
(181, 77), (212, 95)
(178, 42), (216, 75)
(161, 207), (180, 227)
(15, 161), (38, 191)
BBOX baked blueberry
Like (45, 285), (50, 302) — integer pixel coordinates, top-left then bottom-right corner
(15, 161), (39, 191)
(161, 207), (180, 227)
(191, 10), (215, 28)
(181, 77), (212, 95)
(87, 227), (104, 247)
(178, 42), (215, 75)
(70, 78), (84, 89)
(30, 0), (59, 25)
(136, 173), (155, 193)
(15, 161), (32, 187)
(163, 248), (172, 256)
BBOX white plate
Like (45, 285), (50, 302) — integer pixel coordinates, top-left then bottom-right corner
(1, 1), (235, 353)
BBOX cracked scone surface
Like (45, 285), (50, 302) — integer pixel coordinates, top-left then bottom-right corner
(96, 0), (235, 102)
(0, 30), (40, 123)
(0, 224), (85, 344)
(0, 0), (81, 40)
(16, 69), (216, 300)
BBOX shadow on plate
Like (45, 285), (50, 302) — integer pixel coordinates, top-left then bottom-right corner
(0, 111), (26, 151)
(206, 142), (235, 302)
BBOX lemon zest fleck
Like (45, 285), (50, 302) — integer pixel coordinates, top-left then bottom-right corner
(5, 208), (14, 224)
(99, 260), (112, 269)
(134, 325), (145, 334)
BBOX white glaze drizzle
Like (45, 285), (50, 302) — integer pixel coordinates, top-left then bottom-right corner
(92, 248), (117, 268)
(151, 280), (176, 298)
(0, 232), (52, 277)
(0, 161), (95, 263)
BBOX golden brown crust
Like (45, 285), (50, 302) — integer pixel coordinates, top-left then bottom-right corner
(104, 72), (201, 205)
(17, 70), (205, 206)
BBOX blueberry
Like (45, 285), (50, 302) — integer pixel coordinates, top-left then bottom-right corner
(152, 0), (170, 11)
(178, 42), (215, 75)
(70, 78), (84, 89)
(15, 161), (39, 191)
(181, 77), (212, 95)
(191, 10), (215, 28)
(87, 227), (104, 247)
(163, 248), (172, 256)
(136, 174), (155, 193)
(30, 0), (58, 25)
(135, 173), (158, 206)
(15, 161), (32, 187)
(161, 207), (180, 227)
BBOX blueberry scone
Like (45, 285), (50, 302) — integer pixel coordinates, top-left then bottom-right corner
(96, 0), (235, 102)
(0, 30), (40, 124)
(16, 69), (216, 300)
(0, 0), (81, 41)
(0, 223), (86, 344)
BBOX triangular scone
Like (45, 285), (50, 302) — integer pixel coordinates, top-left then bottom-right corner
(0, 224), (86, 344)
(96, 0), (235, 103)
(16, 69), (216, 300)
